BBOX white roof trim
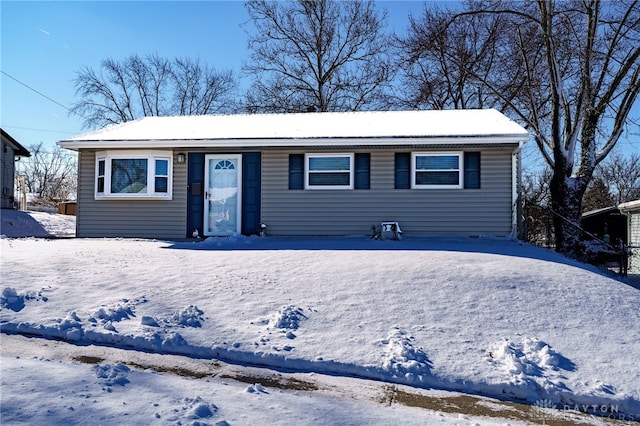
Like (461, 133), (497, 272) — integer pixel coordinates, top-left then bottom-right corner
(582, 205), (620, 217)
(619, 199), (640, 212)
(58, 109), (529, 150)
(59, 136), (525, 150)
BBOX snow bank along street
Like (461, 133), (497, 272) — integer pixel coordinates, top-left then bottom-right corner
(2, 231), (639, 424)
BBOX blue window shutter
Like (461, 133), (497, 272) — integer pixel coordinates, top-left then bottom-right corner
(242, 152), (262, 235)
(289, 154), (304, 190)
(354, 153), (370, 190)
(187, 153), (205, 237)
(395, 153), (410, 189)
(464, 152), (481, 189)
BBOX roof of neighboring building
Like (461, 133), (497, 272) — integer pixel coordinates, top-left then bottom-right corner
(619, 199), (640, 212)
(1, 128), (31, 157)
(582, 206), (621, 218)
(58, 109), (529, 150)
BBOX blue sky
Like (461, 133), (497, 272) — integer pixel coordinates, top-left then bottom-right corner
(1, 0), (422, 151)
(1, 0), (636, 163)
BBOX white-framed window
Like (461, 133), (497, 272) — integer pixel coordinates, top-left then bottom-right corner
(412, 152), (463, 189)
(95, 150), (173, 200)
(305, 153), (354, 189)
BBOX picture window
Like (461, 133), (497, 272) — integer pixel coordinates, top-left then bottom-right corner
(95, 151), (173, 199)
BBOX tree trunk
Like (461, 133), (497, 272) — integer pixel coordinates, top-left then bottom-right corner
(549, 172), (587, 259)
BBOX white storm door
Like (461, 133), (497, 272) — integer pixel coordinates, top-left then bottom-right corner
(204, 154), (242, 236)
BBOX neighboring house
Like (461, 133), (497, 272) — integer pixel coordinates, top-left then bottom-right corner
(619, 199), (640, 275)
(581, 206), (627, 245)
(57, 109), (529, 239)
(1, 129), (30, 210)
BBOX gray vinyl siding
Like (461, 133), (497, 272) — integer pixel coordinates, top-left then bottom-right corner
(261, 149), (515, 237)
(1, 145), (16, 209)
(629, 212), (640, 274)
(76, 146), (517, 239)
(76, 151), (187, 238)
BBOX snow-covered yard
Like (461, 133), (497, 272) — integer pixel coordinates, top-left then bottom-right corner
(0, 209), (75, 238)
(1, 211), (639, 425)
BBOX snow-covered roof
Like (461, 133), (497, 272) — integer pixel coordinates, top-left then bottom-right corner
(58, 109), (529, 150)
(619, 199), (640, 212)
(581, 205), (621, 218)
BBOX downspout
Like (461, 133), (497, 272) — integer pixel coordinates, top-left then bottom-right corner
(619, 206), (631, 277)
(619, 207), (630, 248)
(618, 200), (640, 272)
(511, 142), (524, 239)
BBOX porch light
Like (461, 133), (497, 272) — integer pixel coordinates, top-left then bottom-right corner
(177, 153), (186, 164)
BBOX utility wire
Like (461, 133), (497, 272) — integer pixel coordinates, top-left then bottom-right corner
(2, 125), (76, 135)
(1, 70), (72, 112)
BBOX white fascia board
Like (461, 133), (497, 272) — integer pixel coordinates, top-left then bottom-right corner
(618, 199), (640, 212)
(58, 135), (528, 151)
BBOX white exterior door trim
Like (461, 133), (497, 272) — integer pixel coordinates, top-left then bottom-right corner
(203, 154), (242, 236)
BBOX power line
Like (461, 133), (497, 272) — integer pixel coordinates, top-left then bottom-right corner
(1, 125), (77, 135)
(1, 70), (72, 112)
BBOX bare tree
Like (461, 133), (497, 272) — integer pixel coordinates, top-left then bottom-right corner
(16, 143), (77, 205)
(127, 54), (173, 117)
(172, 58), (236, 116)
(522, 168), (552, 207)
(582, 177), (615, 213)
(242, 0), (393, 113)
(398, 0), (640, 259)
(394, 4), (509, 110)
(521, 168), (553, 245)
(597, 152), (640, 204)
(71, 54), (238, 129)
